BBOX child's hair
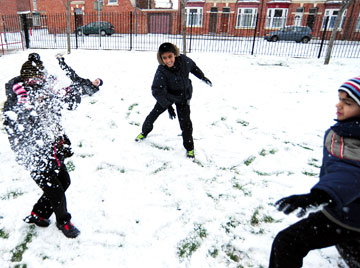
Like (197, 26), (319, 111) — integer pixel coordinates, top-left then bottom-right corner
(339, 77), (360, 106)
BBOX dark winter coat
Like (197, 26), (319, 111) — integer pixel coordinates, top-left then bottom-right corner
(312, 119), (360, 231)
(151, 54), (206, 109)
(3, 77), (82, 176)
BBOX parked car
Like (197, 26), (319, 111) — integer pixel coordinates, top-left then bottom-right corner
(75, 21), (115, 36)
(264, 26), (312, 43)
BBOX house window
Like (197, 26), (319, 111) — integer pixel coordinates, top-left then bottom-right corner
(33, 0), (37, 10)
(266, 8), (288, 28)
(356, 15), (360, 30)
(108, 0), (117, 4)
(294, 7), (304, 26)
(322, 9), (347, 30)
(33, 13), (40, 26)
(236, 8), (257, 28)
(185, 7), (203, 27)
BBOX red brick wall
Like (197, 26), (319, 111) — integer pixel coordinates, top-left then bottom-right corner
(16, 0), (31, 12)
(0, 0), (18, 15)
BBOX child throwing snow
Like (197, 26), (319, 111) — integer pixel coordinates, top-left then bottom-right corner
(135, 42), (212, 158)
(269, 77), (360, 268)
(2, 53), (101, 238)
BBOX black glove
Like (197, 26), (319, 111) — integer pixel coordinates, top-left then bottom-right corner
(55, 134), (74, 158)
(275, 191), (331, 217)
(202, 77), (212, 87)
(168, 106), (176, 120)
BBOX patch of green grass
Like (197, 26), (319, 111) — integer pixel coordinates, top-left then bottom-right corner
(177, 224), (207, 260)
(244, 156), (256, 166)
(1, 190), (24, 200)
(297, 144), (313, 151)
(250, 207), (274, 227)
(128, 121), (140, 126)
(308, 158), (321, 168)
(221, 117), (227, 121)
(128, 103), (139, 111)
(153, 162), (169, 174)
(150, 143), (171, 151)
(259, 149), (277, 156)
(66, 160), (76, 172)
(302, 171), (318, 177)
(0, 228), (9, 239)
(11, 225), (36, 262)
(208, 247), (219, 258)
(236, 120), (249, 127)
(232, 183), (251, 196)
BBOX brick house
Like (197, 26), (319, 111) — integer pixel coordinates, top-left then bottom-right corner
(1, 0), (359, 40)
(185, 0), (360, 39)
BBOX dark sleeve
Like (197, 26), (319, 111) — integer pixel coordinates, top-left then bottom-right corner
(58, 58), (81, 82)
(151, 68), (172, 109)
(184, 55), (205, 80)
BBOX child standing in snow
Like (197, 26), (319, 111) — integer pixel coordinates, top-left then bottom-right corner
(269, 77), (360, 267)
(2, 53), (101, 238)
(135, 42), (212, 158)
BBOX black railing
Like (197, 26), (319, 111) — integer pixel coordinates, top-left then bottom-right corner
(1, 12), (360, 58)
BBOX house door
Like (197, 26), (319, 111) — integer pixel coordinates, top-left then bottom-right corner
(74, 8), (83, 28)
(220, 7), (230, 33)
(209, 7), (218, 34)
(148, 14), (171, 33)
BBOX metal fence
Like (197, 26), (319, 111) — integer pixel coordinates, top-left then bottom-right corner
(1, 12), (360, 58)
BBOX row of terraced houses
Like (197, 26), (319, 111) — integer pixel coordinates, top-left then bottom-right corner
(1, 0), (360, 40)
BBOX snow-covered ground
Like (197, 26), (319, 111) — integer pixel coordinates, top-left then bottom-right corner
(0, 49), (359, 268)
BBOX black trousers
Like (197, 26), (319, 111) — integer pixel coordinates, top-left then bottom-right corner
(269, 211), (360, 268)
(31, 162), (71, 224)
(142, 102), (194, 151)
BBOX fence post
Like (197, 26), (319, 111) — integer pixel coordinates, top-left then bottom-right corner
(21, 14), (30, 49)
(129, 12), (133, 51)
(189, 13), (194, 53)
(74, 13), (78, 49)
(251, 14), (259, 55)
(318, 16), (329, 58)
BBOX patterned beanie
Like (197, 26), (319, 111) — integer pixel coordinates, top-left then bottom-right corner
(339, 77), (360, 106)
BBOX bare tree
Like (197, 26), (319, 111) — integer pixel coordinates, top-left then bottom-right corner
(180, 0), (187, 55)
(62, 0), (72, 54)
(324, 0), (354, 64)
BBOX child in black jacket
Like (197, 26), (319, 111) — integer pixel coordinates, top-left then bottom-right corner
(269, 77), (360, 268)
(135, 43), (212, 158)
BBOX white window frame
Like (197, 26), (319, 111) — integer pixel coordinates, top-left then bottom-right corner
(108, 0), (118, 4)
(236, 8), (258, 28)
(32, 13), (41, 26)
(33, 0), (37, 10)
(294, 7), (304, 26)
(266, 8), (288, 29)
(322, 9), (347, 30)
(185, 7), (203, 27)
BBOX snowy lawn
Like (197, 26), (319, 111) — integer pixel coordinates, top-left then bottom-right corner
(0, 49), (359, 268)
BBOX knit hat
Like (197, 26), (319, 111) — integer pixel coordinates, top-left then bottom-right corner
(158, 42), (177, 56)
(20, 60), (44, 79)
(339, 77), (360, 106)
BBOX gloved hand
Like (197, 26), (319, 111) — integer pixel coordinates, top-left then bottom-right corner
(168, 105), (176, 120)
(202, 77), (212, 87)
(275, 191), (331, 217)
(55, 53), (65, 62)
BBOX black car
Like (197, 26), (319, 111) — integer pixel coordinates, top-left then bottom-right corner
(264, 26), (312, 43)
(75, 21), (115, 36)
